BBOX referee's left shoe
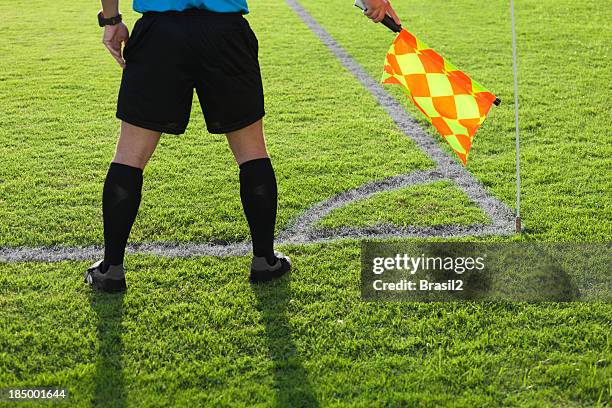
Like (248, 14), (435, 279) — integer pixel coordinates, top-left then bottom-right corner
(250, 252), (291, 283)
(84, 260), (127, 293)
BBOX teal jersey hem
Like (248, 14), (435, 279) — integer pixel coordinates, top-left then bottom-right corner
(133, 1), (249, 14)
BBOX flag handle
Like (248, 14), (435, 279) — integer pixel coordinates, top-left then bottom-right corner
(354, 0), (402, 33)
(510, 0), (522, 233)
(380, 15), (402, 33)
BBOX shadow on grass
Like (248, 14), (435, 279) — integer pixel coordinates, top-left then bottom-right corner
(252, 277), (319, 408)
(88, 291), (126, 408)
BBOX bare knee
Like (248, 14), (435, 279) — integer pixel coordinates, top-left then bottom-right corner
(226, 119), (269, 166)
(113, 122), (162, 169)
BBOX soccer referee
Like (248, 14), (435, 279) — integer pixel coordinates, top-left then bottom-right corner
(85, 0), (399, 292)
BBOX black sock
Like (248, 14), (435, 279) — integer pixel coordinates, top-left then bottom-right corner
(102, 162), (143, 269)
(239, 158), (278, 264)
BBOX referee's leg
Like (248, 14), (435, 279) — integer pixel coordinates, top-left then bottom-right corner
(226, 119), (289, 281)
(102, 121), (161, 270)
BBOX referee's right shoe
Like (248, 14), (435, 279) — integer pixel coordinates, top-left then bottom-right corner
(250, 252), (291, 283)
(84, 260), (127, 293)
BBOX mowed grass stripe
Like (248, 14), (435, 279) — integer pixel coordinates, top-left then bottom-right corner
(0, 0), (438, 248)
(300, 0), (612, 241)
(1, 245), (610, 406)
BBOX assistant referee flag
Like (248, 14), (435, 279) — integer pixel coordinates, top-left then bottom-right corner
(382, 29), (500, 165)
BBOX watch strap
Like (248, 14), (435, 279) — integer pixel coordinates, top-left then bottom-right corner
(98, 11), (122, 27)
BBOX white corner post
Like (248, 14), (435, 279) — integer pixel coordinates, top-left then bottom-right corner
(510, 0), (522, 233)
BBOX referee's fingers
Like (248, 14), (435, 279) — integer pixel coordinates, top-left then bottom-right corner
(373, 8), (386, 23)
(104, 42), (125, 68)
(103, 40), (120, 58)
(387, 6), (401, 25)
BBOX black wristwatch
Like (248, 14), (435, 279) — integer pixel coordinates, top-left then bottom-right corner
(97, 11), (122, 27)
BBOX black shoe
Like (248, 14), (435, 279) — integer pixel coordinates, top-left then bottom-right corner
(84, 260), (127, 293)
(249, 252), (291, 283)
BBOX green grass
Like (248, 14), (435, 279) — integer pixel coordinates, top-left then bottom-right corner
(1, 247), (610, 407)
(317, 181), (490, 228)
(0, 0), (610, 406)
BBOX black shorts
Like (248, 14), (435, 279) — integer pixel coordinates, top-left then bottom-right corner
(116, 8), (264, 134)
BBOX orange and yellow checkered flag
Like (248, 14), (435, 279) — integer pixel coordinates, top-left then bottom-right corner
(382, 29), (500, 165)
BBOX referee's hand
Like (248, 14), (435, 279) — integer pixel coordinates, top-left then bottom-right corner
(362, 0), (401, 25)
(102, 22), (129, 69)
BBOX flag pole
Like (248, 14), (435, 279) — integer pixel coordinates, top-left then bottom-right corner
(510, 0), (522, 233)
